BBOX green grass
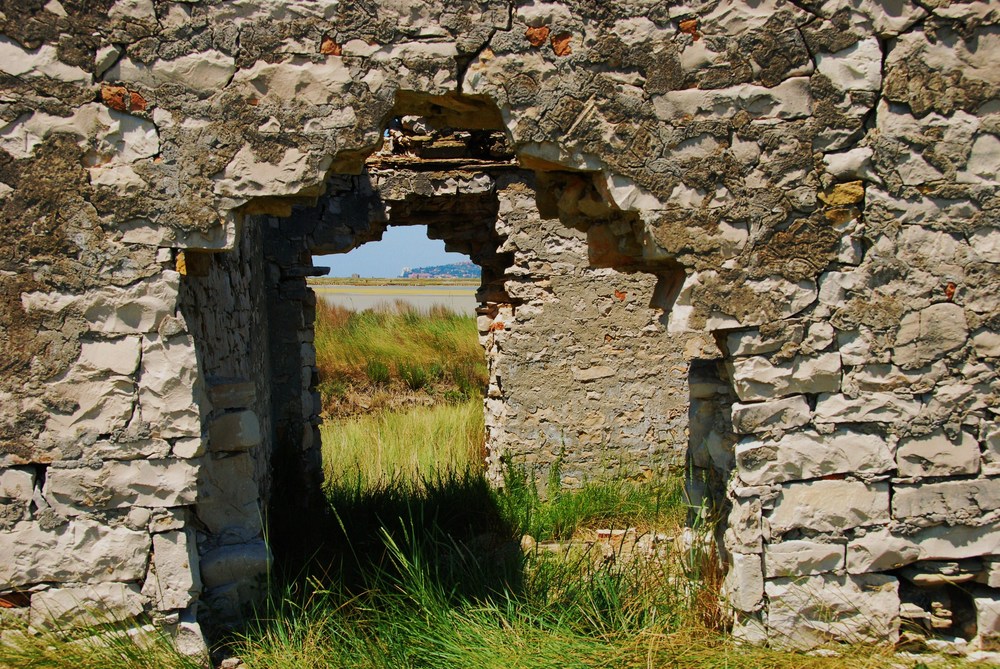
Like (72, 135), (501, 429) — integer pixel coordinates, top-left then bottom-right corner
(314, 301), (487, 416)
(322, 400), (484, 488)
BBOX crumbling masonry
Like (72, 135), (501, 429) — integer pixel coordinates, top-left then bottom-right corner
(0, 0), (998, 655)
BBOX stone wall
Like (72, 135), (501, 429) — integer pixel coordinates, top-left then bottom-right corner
(0, 0), (998, 655)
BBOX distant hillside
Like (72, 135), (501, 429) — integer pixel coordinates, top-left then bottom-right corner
(400, 261), (480, 279)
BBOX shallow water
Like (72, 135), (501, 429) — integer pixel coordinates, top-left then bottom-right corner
(313, 284), (479, 314)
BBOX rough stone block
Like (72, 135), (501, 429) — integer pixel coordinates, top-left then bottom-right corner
(769, 480), (889, 535)
(893, 303), (968, 369)
(731, 395), (810, 435)
(849, 523), (1000, 573)
(897, 429), (979, 478)
(974, 588), (1000, 651)
(765, 574), (899, 649)
(730, 352), (841, 402)
(982, 423), (1000, 476)
(139, 334), (204, 439)
(108, 51), (236, 94)
(208, 411), (262, 452)
(78, 337), (142, 376)
(764, 540), (845, 578)
(196, 453), (262, 542)
(44, 377), (136, 440)
(725, 497), (763, 554)
(736, 428), (892, 486)
(0, 468), (34, 500)
(893, 478), (1000, 527)
(46, 459), (199, 514)
(815, 37), (882, 92)
(207, 378), (256, 410)
(0, 520), (149, 588)
(199, 539), (271, 589)
(725, 323), (804, 357)
(724, 552), (763, 612)
(814, 392), (922, 423)
(21, 272), (180, 334)
(29, 583), (145, 630)
(142, 530), (202, 611)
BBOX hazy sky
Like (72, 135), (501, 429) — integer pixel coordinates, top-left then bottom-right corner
(314, 225), (471, 278)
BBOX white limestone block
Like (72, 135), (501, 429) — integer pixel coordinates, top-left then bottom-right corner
(974, 589), (1000, 651)
(77, 337), (142, 376)
(229, 58), (352, 106)
(764, 539), (846, 578)
(199, 539), (271, 589)
(822, 147), (877, 181)
(725, 497), (763, 553)
(1, 104), (159, 162)
(653, 78), (813, 121)
(847, 527), (921, 573)
(983, 423), (1000, 476)
(897, 429), (980, 477)
(213, 145), (323, 198)
(195, 453), (262, 542)
(970, 227), (1000, 264)
(730, 352), (841, 402)
(0, 468), (34, 501)
(736, 428), (893, 486)
(893, 478), (1000, 527)
(209, 411), (262, 452)
(815, 37), (882, 91)
(849, 523), (1000, 573)
(731, 395), (811, 435)
(45, 459), (199, 514)
(974, 329), (1000, 358)
(765, 573), (899, 649)
(724, 552), (763, 612)
(726, 323), (804, 357)
(22, 271), (180, 334)
(29, 583), (145, 630)
(961, 134), (1000, 185)
(139, 333), (204, 439)
(765, 540), (845, 578)
(0, 520), (149, 588)
(142, 530), (201, 611)
(769, 480), (889, 535)
(894, 302), (968, 369)
(44, 377), (135, 438)
(814, 392), (922, 423)
(0, 35), (89, 83)
(107, 50), (236, 94)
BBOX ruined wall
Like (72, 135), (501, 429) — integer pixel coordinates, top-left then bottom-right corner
(0, 0), (998, 654)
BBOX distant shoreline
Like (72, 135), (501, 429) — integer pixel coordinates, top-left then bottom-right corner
(309, 277), (480, 287)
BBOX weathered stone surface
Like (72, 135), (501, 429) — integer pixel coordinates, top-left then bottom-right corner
(893, 479), (1000, 527)
(736, 429), (893, 486)
(46, 459), (198, 514)
(139, 334), (204, 439)
(22, 272), (180, 335)
(208, 411), (262, 452)
(0, 520), (149, 588)
(766, 574), (899, 649)
(142, 530), (201, 612)
(730, 395), (810, 435)
(897, 429), (980, 478)
(730, 353), (841, 402)
(724, 552), (763, 613)
(765, 540), (844, 578)
(0, 468), (34, 501)
(199, 539), (271, 589)
(849, 523), (1000, 573)
(814, 392), (922, 423)
(196, 453), (262, 542)
(974, 589), (1000, 651)
(769, 480), (889, 535)
(107, 51), (237, 95)
(894, 303), (969, 369)
(815, 38), (882, 92)
(29, 583), (145, 629)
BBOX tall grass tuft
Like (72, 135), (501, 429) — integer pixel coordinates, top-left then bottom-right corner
(313, 300), (486, 410)
(322, 400), (484, 488)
